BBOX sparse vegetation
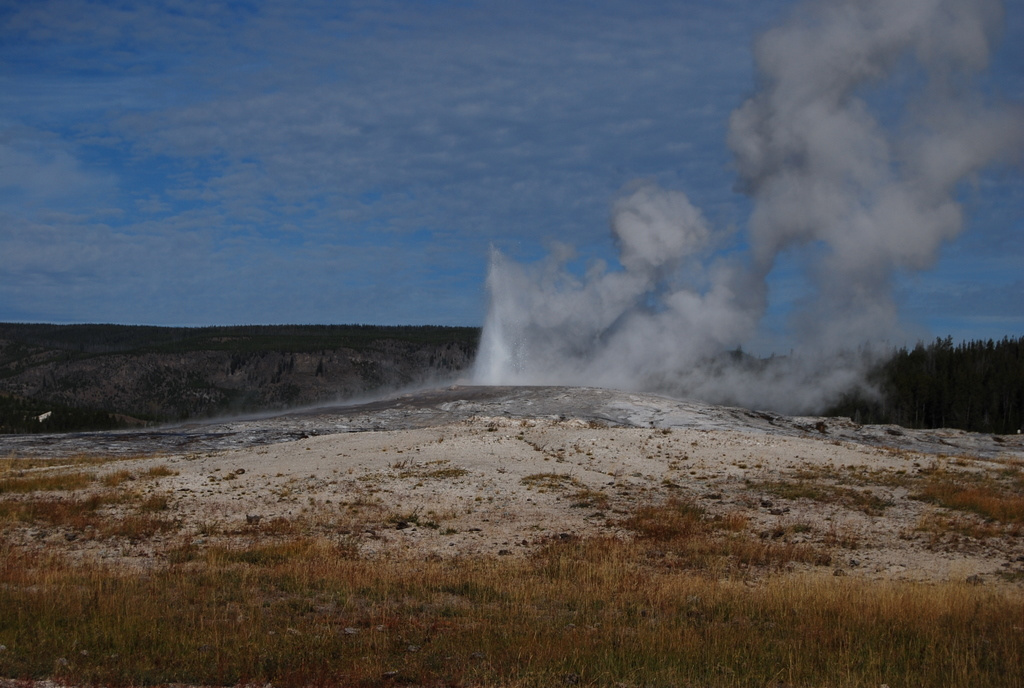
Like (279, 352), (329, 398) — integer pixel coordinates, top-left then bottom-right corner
(520, 472), (583, 492)
(914, 467), (1024, 525)
(2, 375), (1023, 687)
(752, 479), (894, 516)
(0, 470), (96, 494)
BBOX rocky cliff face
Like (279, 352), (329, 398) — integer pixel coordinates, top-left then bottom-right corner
(0, 327), (476, 423)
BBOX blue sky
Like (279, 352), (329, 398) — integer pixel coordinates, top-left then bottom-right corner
(2, 0), (1022, 345)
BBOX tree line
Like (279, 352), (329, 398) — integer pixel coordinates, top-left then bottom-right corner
(828, 335), (1024, 435)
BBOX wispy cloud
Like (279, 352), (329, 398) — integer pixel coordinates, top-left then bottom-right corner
(0, 0), (1020, 333)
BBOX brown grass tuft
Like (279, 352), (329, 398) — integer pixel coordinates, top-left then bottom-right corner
(917, 480), (1024, 524)
(0, 471), (95, 494)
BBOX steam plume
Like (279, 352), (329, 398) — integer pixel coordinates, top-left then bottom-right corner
(473, 0), (1024, 414)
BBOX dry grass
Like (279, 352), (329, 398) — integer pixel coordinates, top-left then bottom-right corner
(0, 471), (95, 494)
(101, 470), (134, 487)
(0, 460), (181, 540)
(0, 533), (1020, 688)
(520, 472), (583, 492)
(619, 498), (831, 572)
(0, 454), (121, 473)
(2, 445), (1024, 686)
(753, 479), (894, 516)
(0, 492), (177, 539)
(915, 471), (1024, 525)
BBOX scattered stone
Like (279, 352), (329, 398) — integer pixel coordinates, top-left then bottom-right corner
(833, 569), (847, 577)
(760, 499), (774, 508)
(343, 627), (360, 635)
(246, 514), (262, 525)
(498, 549), (511, 555)
(406, 645), (420, 653)
(469, 652), (486, 660)
(395, 521), (410, 530)
(64, 532), (78, 541)
(849, 559), (860, 568)
(770, 508), (790, 516)
(563, 672), (581, 685)
(966, 574), (984, 585)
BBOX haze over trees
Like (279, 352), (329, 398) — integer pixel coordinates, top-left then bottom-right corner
(0, 323), (478, 433)
(828, 336), (1024, 436)
(0, 323), (1020, 435)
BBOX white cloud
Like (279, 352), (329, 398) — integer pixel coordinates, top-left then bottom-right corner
(0, 0), (1019, 336)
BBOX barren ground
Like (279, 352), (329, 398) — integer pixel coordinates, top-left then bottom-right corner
(4, 386), (1023, 585)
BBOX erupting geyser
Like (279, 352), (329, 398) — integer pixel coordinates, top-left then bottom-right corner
(473, 0), (1024, 415)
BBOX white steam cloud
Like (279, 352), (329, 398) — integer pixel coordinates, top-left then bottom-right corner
(473, 0), (1024, 414)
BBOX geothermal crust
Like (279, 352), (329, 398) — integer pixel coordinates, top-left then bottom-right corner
(3, 386), (1023, 584)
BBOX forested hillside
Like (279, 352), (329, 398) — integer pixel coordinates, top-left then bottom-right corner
(828, 336), (1024, 435)
(2, 323), (1020, 435)
(0, 323), (479, 433)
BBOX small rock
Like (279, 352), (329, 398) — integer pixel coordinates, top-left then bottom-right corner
(563, 673), (581, 685)
(760, 499), (774, 508)
(64, 532), (78, 541)
(395, 521), (410, 530)
(246, 514), (262, 525)
(966, 574), (984, 585)
(382, 670), (399, 678)
(343, 627), (360, 635)
(849, 559), (860, 568)
(0, 644), (6, 652)
(407, 644), (420, 653)
(833, 568), (847, 577)
(469, 651), (486, 660)
(498, 549), (511, 556)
